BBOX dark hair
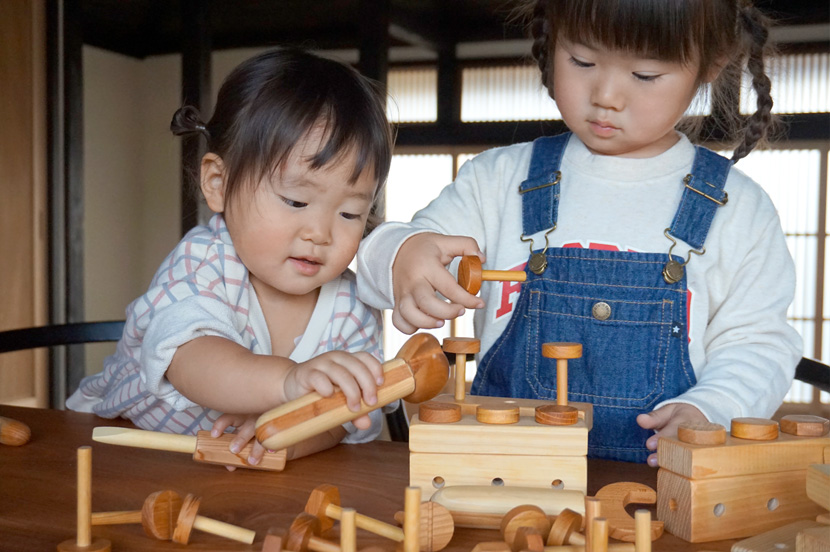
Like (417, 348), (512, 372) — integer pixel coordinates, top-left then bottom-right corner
(171, 48), (393, 233)
(525, 0), (775, 162)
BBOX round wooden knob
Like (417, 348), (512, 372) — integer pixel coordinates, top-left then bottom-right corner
(677, 422), (727, 445)
(458, 256), (484, 295)
(142, 490), (184, 539)
(287, 513), (326, 552)
(542, 343), (582, 359)
(419, 402), (462, 423)
(172, 494), (201, 544)
(535, 404), (578, 426)
(731, 418), (779, 440)
(0, 416), (31, 446)
(395, 333), (450, 403)
(443, 337), (481, 354)
(305, 484), (341, 533)
(476, 404), (520, 424)
(547, 509), (584, 546)
(779, 414), (829, 436)
(500, 505), (551, 548)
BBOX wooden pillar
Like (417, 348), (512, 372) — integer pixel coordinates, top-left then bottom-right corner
(180, 0), (211, 236)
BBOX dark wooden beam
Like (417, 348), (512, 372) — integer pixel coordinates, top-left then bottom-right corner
(436, 44), (461, 129)
(358, 0), (390, 87)
(180, 0), (211, 236)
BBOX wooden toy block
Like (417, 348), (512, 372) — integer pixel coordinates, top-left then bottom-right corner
(780, 415), (830, 437)
(286, 513), (341, 552)
(430, 486), (585, 530)
(393, 502), (455, 551)
(730, 520), (824, 552)
(443, 337), (480, 402)
(91, 489), (182, 540)
(807, 464), (830, 510)
(57, 446), (112, 552)
(92, 426), (287, 471)
(0, 415), (31, 446)
(263, 527), (289, 552)
(458, 255), (526, 295)
(172, 493), (256, 544)
(796, 525), (830, 552)
(257, 333), (449, 451)
(593, 483), (663, 542)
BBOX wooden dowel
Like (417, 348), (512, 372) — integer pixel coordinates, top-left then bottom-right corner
(327, 503), (403, 542)
(91, 511), (142, 525)
(455, 353), (467, 402)
(556, 359), (568, 406)
(591, 518), (608, 552)
(584, 497), (601, 552)
(192, 515), (256, 544)
(77, 446), (92, 547)
(404, 487), (421, 552)
(634, 510), (651, 552)
(481, 270), (527, 282)
(341, 508), (357, 552)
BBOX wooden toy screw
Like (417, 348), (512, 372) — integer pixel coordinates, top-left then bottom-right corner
(306, 484), (405, 540)
(547, 508), (586, 547)
(458, 256), (526, 295)
(57, 446), (111, 552)
(256, 333), (449, 451)
(91, 489), (182, 539)
(172, 493), (255, 544)
(443, 337), (480, 402)
(287, 513), (341, 552)
(539, 342), (582, 425)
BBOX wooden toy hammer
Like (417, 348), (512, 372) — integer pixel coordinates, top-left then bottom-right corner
(172, 493), (256, 544)
(256, 333), (449, 452)
(458, 256), (526, 295)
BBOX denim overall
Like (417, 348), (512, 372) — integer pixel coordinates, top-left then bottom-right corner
(471, 132), (732, 462)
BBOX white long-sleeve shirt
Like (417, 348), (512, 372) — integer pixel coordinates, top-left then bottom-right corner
(357, 133), (802, 427)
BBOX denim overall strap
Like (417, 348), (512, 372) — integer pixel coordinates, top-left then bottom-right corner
(519, 133), (571, 237)
(667, 146), (732, 250)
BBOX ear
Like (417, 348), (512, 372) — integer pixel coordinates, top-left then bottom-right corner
(200, 153), (227, 213)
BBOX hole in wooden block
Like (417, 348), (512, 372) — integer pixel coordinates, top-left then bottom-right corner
(713, 504), (725, 517)
(551, 479), (564, 490)
(669, 499), (678, 512)
(432, 477), (445, 489)
(491, 478), (505, 486)
(767, 498), (779, 511)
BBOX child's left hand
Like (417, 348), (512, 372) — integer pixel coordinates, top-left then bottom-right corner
(211, 413), (267, 471)
(636, 403), (707, 468)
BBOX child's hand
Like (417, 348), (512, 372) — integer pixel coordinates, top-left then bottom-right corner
(283, 351), (384, 430)
(636, 403), (707, 467)
(392, 232), (486, 334)
(211, 413), (267, 471)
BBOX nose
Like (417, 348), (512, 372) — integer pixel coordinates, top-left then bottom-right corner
(591, 73), (624, 111)
(301, 216), (332, 245)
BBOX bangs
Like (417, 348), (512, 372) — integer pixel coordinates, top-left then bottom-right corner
(555, 0), (710, 64)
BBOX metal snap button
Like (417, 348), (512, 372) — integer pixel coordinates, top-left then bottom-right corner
(592, 302), (611, 321)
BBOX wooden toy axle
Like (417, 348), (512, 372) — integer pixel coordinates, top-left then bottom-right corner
(256, 333), (449, 452)
(443, 337), (480, 402)
(172, 494), (255, 544)
(287, 513), (342, 552)
(0, 415), (31, 446)
(458, 256), (526, 295)
(540, 342), (582, 425)
(57, 446), (111, 552)
(91, 489), (182, 539)
(92, 426), (287, 471)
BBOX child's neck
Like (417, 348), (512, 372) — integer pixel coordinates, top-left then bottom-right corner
(250, 276), (321, 357)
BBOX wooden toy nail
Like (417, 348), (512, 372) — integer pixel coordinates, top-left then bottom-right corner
(92, 426), (287, 471)
(779, 414), (829, 437)
(172, 493), (256, 544)
(0, 416), (31, 446)
(256, 333), (449, 452)
(547, 509), (585, 546)
(443, 337), (480, 401)
(306, 484), (403, 541)
(458, 256), (526, 295)
(500, 505), (552, 548)
(91, 489), (182, 540)
(540, 342), (581, 424)
(676, 422), (727, 445)
(57, 447), (111, 552)
(286, 513), (341, 552)
(730, 417), (779, 440)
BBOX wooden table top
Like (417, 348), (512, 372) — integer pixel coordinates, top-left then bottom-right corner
(0, 405), (738, 551)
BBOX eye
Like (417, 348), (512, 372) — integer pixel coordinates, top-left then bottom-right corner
(340, 212), (363, 221)
(568, 56), (593, 68)
(633, 72), (660, 82)
(281, 196), (307, 209)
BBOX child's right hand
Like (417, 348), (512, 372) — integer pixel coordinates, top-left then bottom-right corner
(282, 351), (384, 430)
(391, 232), (486, 334)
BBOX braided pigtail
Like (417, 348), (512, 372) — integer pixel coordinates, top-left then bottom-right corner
(529, 0), (553, 96)
(170, 105), (211, 144)
(732, 4), (774, 163)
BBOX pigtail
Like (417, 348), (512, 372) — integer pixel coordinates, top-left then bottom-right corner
(731, 4), (774, 163)
(529, 0), (553, 94)
(170, 105), (211, 142)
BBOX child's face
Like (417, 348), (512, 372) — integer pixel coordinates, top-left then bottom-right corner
(553, 39), (702, 158)
(223, 131), (376, 299)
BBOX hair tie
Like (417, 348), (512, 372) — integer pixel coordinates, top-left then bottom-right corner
(195, 123), (207, 132)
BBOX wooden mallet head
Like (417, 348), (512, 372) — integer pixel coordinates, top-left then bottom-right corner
(394, 333), (450, 403)
(305, 484), (341, 533)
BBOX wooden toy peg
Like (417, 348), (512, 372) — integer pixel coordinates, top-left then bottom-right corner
(779, 414), (830, 437)
(340, 508), (357, 552)
(306, 484), (408, 543)
(547, 509), (585, 547)
(404, 486), (422, 552)
(92, 426), (287, 471)
(633, 510), (651, 552)
(419, 401), (463, 424)
(584, 497), (601, 552)
(394, 502), (455, 551)
(730, 417), (779, 440)
(57, 446), (111, 552)
(458, 255), (526, 295)
(0, 415), (31, 446)
(91, 489), (182, 540)
(256, 333), (449, 452)
(539, 342), (582, 425)
(591, 518), (609, 552)
(286, 513), (341, 552)
(443, 337), (480, 402)
(593, 483), (663, 542)
(676, 421), (727, 445)
(500, 505), (552, 550)
(172, 493), (256, 544)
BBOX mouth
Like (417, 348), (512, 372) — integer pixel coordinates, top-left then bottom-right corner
(589, 120), (620, 137)
(291, 256), (322, 266)
(289, 256), (323, 276)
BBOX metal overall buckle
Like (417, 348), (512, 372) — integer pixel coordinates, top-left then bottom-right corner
(520, 225), (556, 275)
(662, 228), (705, 284)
